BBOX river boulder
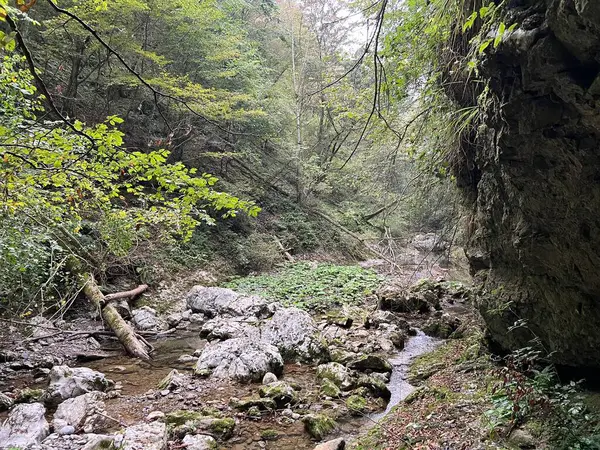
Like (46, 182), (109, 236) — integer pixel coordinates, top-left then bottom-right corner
(0, 403), (49, 449)
(186, 286), (274, 319)
(261, 307), (330, 363)
(195, 337), (283, 382)
(45, 366), (114, 405)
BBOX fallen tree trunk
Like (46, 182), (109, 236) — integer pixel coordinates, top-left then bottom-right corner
(82, 274), (151, 360)
(104, 284), (148, 301)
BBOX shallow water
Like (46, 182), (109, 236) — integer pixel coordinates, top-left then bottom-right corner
(369, 330), (442, 423)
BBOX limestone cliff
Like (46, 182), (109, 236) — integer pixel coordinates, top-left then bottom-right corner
(451, 0), (600, 369)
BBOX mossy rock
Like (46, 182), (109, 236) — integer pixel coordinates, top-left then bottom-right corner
(260, 428), (280, 440)
(209, 417), (235, 438)
(330, 349), (356, 364)
(346, 394), (368, 415)
(303, 413), (337, 440)
(320, 378), (341, 398)
(258, 381), (297, 407)
(16, 388), (45, 404)
(347, 355), (392, 373)
(356, 375), (391, 401)
(165, 410), (205, 427)
(231, 396), (276, 411)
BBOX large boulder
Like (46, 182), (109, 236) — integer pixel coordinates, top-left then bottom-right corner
(0, 403), (49, 449)
(45, 366), (114, 405)
(52, 392), (108, 433)
(445, 0), (600, 369)
(316, 362), (354, 390)
(121, 422), (167, 450)
(258, 381), (297, 407)
(186, 286), (273, 319)
(261, 307), (330, 363)
(195, 338), (283, 382)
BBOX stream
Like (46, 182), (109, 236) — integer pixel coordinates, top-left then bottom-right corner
(81, 329), (442, 449)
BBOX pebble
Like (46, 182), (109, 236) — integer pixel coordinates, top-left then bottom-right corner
(160, 389), (170, 396)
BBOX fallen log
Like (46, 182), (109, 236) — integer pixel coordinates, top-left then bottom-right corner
(82, 274), (151, 360)
(104, 284), (148, 301)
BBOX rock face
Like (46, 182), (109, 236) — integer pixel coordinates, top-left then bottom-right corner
(0, 403), (49, 449)
(448, 0), (600, 368)
(195, 338), (284, 382)
(46, 366), (114, 404)
(262, 307), (330, 363)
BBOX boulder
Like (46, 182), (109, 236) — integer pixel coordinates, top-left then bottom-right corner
(365, 310), (411, 332)
(52, 392), (108, 433)
(376, 284), (432, 314)
(121, 422), (167, 450)
(346, 395), (367, 415)
(347, 355), (392, 373)
(0, 403), (49, 449)
(316, 362), (354, 390)
(320, 379), (341, 398)
(200, 318), (260, 341)
(195, 338), (283, 382)
(46, 366), (114, 405)
(356, 374), (391, 401)
(131, 306), (160, 331)
(186, 286), (273, 319)
(258, 381), (297, 407)
(411, 233), (448, 253)
(231, 396), (276, 411)
(262, 307), (330, 363)
(182, 434), (217, 450)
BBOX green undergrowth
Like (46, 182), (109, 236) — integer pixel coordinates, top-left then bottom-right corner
(224, 262), (383, 310)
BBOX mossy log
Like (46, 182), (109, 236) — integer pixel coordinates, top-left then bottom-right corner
(82, 273), (151, 360)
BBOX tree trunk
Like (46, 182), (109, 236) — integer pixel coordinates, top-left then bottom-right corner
(82, 274), (150, 360)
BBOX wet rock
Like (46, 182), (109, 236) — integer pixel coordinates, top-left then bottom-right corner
(314, 438), (346, 450)
(200, 318), (260, 341)
(131, 306), (160, 331)
(303, 413), (337, 440)
(377, 337), (394, 353)
(46, 366), (114, 405)
(121, 421), (167, 450)
(177, 354), (196, 364)
(345, 395), (367, 415)
(231, 396), (276, 411)
(262, 307), (330, 363)
(262, 372), (278, 384)
(258, 381), (297, 407)
(186, 286), (273, 319)
(158, 369), (187, 391)
(52, 391), (108, 433)
(316, 362), (354, 390)
(0, 393), (13, 411)
(386, 331), (407, 349)
(356, 374), (391, 401)
(0, 403), (49, 448)
(182, 434), (217, 450)
(365, 310), (411, 332)
(423, 312), (461, 339)
(195, 338), (283, 382)
(320, 379), (341, 398)
(347, 355), (392, 373)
